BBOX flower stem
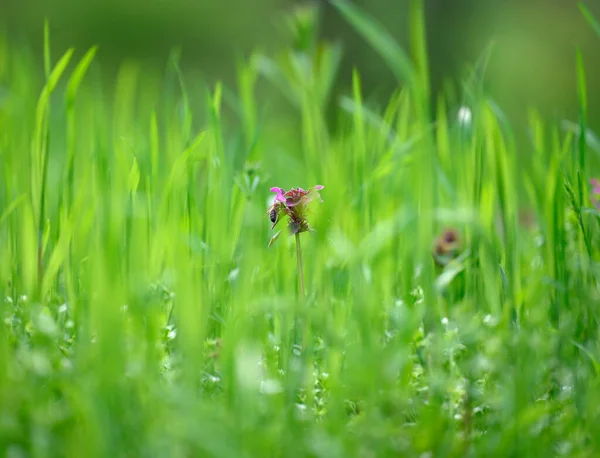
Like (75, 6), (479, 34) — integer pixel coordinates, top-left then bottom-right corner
(295, 232), (305, 297)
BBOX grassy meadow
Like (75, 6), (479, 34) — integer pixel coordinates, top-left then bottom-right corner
(1, 1), (600, 456)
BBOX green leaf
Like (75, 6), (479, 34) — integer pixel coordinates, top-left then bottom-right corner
(572, 340), (600, 375)
(434, 262), (466, 293)
(65, 46), (97, 108)
(41, 214), (72, 298)
(576, 49), (587, 172)
(128, 157), (140, 193)
(0, 194), (27, 227)
(150, 110), (160, 183)
(268, 230), (282, 248)
(34, 48), (75, 150)
(43, 19), (51, 77)
(409, 0), (430, 107)
(579, 3), (600, 38)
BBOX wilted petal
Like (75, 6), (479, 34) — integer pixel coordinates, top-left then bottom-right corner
(289, 220), (301, 234)
(306, 185), (324, 203)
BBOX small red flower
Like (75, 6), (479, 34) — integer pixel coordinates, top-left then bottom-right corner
(267, 185), (324, 247)
(591, 178), (600, 211)
(433, 228), (462, 268)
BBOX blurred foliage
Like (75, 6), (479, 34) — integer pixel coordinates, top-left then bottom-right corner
(1, 0), (600, 456)
(2, 0), (600, 135)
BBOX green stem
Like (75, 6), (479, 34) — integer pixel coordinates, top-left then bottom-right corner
(295, 232), (305, 297)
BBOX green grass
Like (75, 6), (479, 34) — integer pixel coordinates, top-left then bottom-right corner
(1, 1), (600, 456)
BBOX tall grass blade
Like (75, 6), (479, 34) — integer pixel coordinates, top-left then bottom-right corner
(331, 0), (415, 84)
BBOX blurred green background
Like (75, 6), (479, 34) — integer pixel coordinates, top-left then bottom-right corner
(2, 0), (600, 133)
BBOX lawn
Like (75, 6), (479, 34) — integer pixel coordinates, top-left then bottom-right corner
(1, 1), (600, 457)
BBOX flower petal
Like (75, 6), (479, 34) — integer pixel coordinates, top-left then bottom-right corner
(314, 185), (324, 190)
(270, 187), (287, 204)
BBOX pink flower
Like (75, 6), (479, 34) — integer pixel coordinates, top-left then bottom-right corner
(591, 178), (600, 210)
(267, 185), (324, 244)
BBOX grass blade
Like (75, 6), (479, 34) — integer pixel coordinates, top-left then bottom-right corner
(330, 0), (415, 84)
(579, 3), (600, 38)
